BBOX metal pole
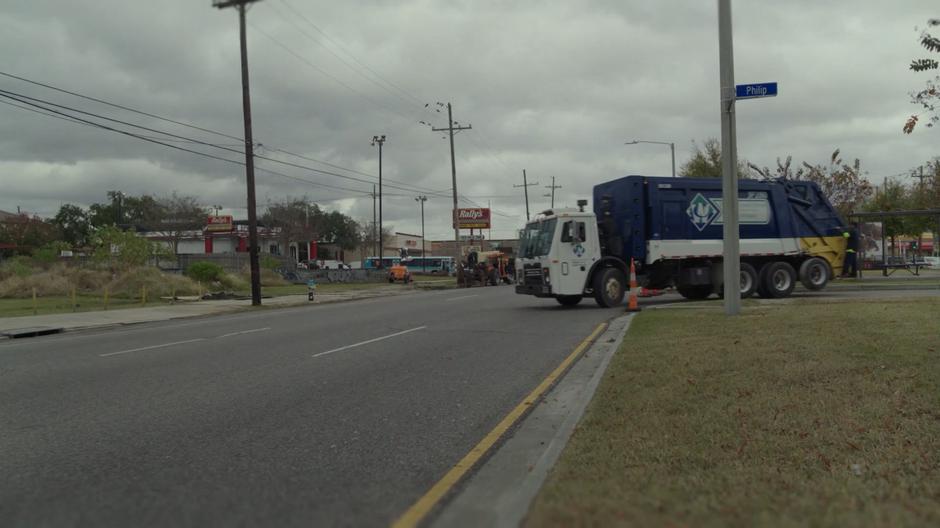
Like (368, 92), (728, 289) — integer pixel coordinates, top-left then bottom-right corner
(372, 184), (377, 263)
(238, 3), (261, 306)
(416, 196), (427, 273)
(378, 140), (383, 268)
(719, 0), (740, 315)
(670, 142), (676, 178)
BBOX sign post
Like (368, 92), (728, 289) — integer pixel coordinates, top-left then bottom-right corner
(718, 0), (740, 316)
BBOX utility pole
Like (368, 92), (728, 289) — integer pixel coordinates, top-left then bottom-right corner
(912, 166), (928, 187)
(371, 135), (386, 268)
(431, 103), (471, 277)
(544, 177), (561, 208)
(513, 169), (538, 220)
(372, 184), (377, 262)
(213, 0), (262, 306)
(415, 196), (427, 273)
(718, 0), (740, 315)
(625, 140), (676, 177)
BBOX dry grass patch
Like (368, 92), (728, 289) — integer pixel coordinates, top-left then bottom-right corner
(527, 298), (940, 527)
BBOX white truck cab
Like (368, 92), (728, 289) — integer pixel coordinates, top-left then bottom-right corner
(515, 201), (627, 307)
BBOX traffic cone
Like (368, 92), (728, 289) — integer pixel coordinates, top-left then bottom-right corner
(625, 258), (641, 312)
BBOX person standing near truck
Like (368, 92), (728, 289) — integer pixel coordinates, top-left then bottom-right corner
(842, 227), (858, 277)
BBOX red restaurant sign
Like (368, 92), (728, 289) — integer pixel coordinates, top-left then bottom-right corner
(455, 208), (491, 229)
(206, 215), (234, 232)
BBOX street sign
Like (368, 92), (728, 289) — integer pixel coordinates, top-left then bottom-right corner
(735, 82), (777, 100)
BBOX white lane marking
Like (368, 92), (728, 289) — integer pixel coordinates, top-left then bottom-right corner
(312, 326), (427, 359)
(99, 338), (205, 357)
(446, 294), (478, 301)
(217, 327), (271, 338)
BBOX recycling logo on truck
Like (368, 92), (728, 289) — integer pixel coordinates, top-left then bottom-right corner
(687, 193), (720, 231)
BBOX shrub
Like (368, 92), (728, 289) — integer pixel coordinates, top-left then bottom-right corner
(106, 267), (201, 298)
(218, 272), (249, 291)
(260, 255), (282, 271)
(185, 261), (225, 284)
(0, 256), (34, 280)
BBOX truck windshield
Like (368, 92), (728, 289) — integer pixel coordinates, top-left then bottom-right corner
(519, 218), (557, 258)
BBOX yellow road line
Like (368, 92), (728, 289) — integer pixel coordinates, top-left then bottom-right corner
(391, 321), (609, 528)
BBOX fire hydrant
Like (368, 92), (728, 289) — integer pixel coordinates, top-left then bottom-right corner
(307, 279), (317, 301)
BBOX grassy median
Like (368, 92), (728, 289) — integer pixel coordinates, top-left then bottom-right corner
(527, 298), (940, 527)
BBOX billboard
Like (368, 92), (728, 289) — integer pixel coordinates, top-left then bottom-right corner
(206, 215), (234, 232)
(456, 208), (491, 229)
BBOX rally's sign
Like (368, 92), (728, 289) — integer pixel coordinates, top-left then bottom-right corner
(456, 208), (491, 229)
(206, 215), (234, 232)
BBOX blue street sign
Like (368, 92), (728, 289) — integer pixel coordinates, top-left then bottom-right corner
(735, 82), (777, 100)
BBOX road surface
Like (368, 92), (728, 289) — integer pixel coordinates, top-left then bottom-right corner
(0, 286), (616, 527)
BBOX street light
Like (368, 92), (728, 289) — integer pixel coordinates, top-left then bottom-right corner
(626, 139), (676, 178)
(371, 135), (386, 268)
(415, 196), (427, 273)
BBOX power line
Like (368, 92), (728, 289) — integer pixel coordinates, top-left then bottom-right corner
(0, 70), (441, 194)
(279, 0), (427, 109)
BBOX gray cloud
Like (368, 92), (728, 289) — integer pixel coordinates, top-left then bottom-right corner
(1, 0), (937, 240)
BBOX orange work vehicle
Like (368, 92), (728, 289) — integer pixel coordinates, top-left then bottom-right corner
(387, 263), (412, 284)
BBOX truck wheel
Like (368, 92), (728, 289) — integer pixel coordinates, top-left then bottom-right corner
(716, 262), (758, 299)
(677, 285), (712, 300)
(556, 295), (582, 307)
(593, 268), (626, 307)
(799, 258), (829, 290)
(761, 261), (796, 298)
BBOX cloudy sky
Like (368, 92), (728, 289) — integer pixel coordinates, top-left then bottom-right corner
(1, 0), (937, 240)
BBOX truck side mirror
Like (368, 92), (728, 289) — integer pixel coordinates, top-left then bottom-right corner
(560, 221), (573, 243)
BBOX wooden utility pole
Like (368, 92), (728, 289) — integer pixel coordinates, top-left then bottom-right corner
(544, 176), (562, 208)
(513, 169), (538, 220)
(213, 0), (262, 306)
(431, 103), (471, 275)
(416, 196), (427, 273)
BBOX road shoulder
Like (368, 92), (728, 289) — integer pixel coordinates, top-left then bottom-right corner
(429, 314), (635, 528)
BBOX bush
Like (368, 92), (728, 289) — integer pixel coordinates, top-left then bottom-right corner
(260, 255), (281, 271)
(185, 261), (225, 284)
(0, 256), (35, 280)
(218, 272), (249, 291)
(106, 267), (201, 298)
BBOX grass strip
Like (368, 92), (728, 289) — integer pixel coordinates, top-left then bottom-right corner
(526, 298), (940, 527)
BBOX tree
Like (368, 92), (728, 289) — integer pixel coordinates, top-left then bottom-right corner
(357, 221), (392, 261)
(679, 138), (748, 178)
(320, 211), (361, 250)
(748, 149), (873, 219)
(261, 197), (318, 257)
(903, 18), (940, 133)
(91, 225), (170, 270)
(154, 193), (207, 254)
(0, 213), (58, 255)
(52, 204), (91, 247)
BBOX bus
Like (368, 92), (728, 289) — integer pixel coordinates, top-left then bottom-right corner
(362, 256), (401, 270)
(402, 256), (455, 275)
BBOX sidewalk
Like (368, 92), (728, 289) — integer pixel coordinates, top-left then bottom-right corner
(0, 286), (422, 336)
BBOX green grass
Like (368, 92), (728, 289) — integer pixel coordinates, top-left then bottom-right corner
(0, 295), (170, 318)
(526, 298), (940, 527)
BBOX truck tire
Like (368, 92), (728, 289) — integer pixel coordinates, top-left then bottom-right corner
(593, 268), (626, 307)
(761, 261), (796, 298)
(799, 257), (829, 290)
(716, 262), (758, 299)
(556, 295), (583, 307)
(677, 285), (712, 300)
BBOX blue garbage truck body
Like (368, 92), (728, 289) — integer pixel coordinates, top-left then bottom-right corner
(515, 175), (850, 307)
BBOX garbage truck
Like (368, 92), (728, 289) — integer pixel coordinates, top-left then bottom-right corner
(514, 175), (849, 307)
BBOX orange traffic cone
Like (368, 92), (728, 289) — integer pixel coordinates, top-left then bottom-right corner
(625, 258), (641, 312)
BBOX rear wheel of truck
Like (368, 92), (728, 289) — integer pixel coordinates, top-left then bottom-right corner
(593, 268), (626, 307)
(716, 262), (758, 299)
(798, 257), (829, 290)
(761, 261), (796, 298)
(556, 295), (583, 307)
(677, 285), (712, 300)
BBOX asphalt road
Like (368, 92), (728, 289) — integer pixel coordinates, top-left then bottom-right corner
(0, 286), (619, 527)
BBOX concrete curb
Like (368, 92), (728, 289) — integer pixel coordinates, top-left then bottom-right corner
(430, 314), (635, 528)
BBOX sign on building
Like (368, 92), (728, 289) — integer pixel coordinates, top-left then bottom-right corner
(456, 208), (491, 229)
(206, 215), (234, 232)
